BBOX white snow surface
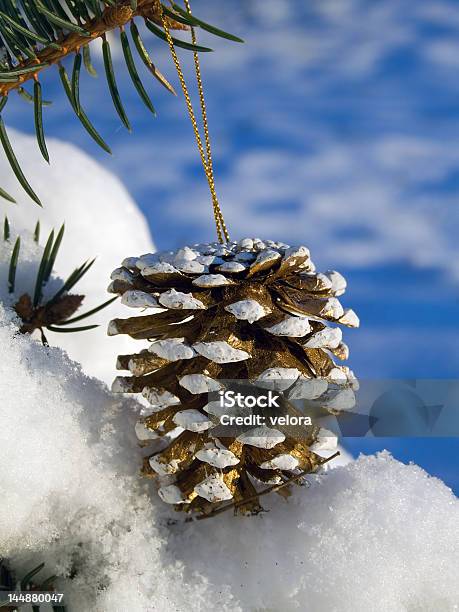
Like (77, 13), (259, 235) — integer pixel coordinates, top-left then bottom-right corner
(0, 304), (458, 610)
(0, 129), (154, 383)
(171, 450), (459, 612)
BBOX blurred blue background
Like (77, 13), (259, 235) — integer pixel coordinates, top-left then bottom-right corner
(3, 1), (459, 490)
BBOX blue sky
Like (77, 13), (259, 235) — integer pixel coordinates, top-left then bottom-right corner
(3, 0), (459, 490)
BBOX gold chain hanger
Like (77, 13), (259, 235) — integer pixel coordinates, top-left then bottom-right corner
(158, 0), (230, 243)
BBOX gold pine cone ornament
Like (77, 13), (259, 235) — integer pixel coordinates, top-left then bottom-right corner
(108, 238), (359, 516)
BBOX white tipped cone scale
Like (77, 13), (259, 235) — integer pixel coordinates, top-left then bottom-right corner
(109, 238), (359, 516)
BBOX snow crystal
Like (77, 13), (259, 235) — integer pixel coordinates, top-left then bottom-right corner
(174, 247), (196, 262)
(111, 376), (133, 393)
(339, 308), (361, 327)
(179, 374), (223, 395)
(121, 290), (158, 308)
(283, 245), (310, 261)
(106, 319), (119, 336)
(193, 341), (251, 363)
(194, 474), (233, 503)
(134, 421), (158, 441)
(173, 409), (215, 432)
(141, 387), (180, 408)
(225, 299), (270, 323)
(149, 456), (180, 476)
(256, 367), (301, 390)
(158, 484), (187, 505)
(141, 261), (180, 276)
(196, 254), (224, 266)
(196, 445), (240, 468)
(237, 426), (286, 449)
(303, 326), (342, 349)
(252, 248), (281, 267)
(260, 454), (299, 471)
(158, 288), (205, 310)
(192, 273), (233, 287)
(237, 238), (254, 250)
(110, 267), (134, 284)
(265, 315), (311, 337)
(148, 338), (196, 361)
(174, 259), (206, 274)
(310, 428), (339, 453)
(121, 256), (138, 270)
(288, 377), (328, 400)
(326, 270), (347, 296)
(216, 261), (247, 273)
(320, 297), (345, 319)
(327, 367), (348, 383)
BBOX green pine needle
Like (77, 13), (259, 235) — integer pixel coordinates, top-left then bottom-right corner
(130, 21), (176, 95)
(34, 220), (40, 243)
(120, 30), (156, 115)
(160, 6), (192, 27)
(144, 19), (213, 53)
(0, 1), (241, 213)
(58, 63), (112, 154)
(34, 80), (49, 163)
(55, 295), (117, 325)
(0, 63), (49, 77)
(20, 562), (45, 590)
(3, 215), (10, 240)
(8, 236), (20, 293)
(33, 228), (54, 306)
(0, 185), (16, 203)
(35, 1), (90, 36)
(0, 75), (20, 84)
(47, 323), (99, 333)
(43, 223), (64, 282)
(0, 9), (61, 49)
(71, 51), (82, 115)
(77, 105), (112, 154)
(49, 257), (95, 304)
(82, 43), (97, 77)
(170, 3), (244, 43)
(0, 117), (42, 206)
(18, 86), (52, 106)
(102, 37), (131, 131)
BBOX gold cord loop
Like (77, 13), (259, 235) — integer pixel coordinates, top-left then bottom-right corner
(159, 0), (230, 243)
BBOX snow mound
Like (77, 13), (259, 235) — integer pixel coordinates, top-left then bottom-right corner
(0, 129), (154, 383)
(170, 452), (459, 612)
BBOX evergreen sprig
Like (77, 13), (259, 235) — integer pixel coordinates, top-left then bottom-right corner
(3, 217), (117, 344)
(0, 1), (243, 205)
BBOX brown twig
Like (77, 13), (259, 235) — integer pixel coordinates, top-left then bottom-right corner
(184, 451), (341, 523)
(0, 0), (185, 96)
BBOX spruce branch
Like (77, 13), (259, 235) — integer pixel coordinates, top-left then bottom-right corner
(0, 1), (243, 205)
(0, 1), (184, 96)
